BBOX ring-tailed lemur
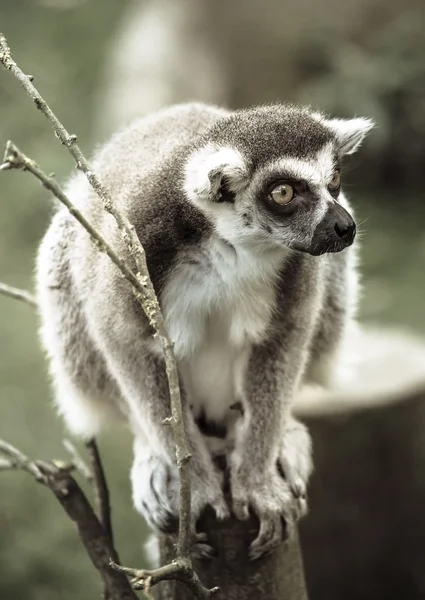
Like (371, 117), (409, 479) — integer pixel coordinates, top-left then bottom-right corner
(36, 103), (373, 560)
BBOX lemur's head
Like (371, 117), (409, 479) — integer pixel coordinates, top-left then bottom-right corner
(183, 104), (373, 256)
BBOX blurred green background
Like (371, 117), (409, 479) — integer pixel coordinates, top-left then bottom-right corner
(0, 1), (424, 599)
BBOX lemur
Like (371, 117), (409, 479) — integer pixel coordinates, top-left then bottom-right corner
(36, 103), (373, 560)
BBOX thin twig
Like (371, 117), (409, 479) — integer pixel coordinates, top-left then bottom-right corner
(0, 38), (191, 559)
(0, 439), (46, 481)
(0, 457), (37, 472)
(63, 439), (94, 483)
(86, 439), (113, 546)
(85, 439), (113, 600)
(0, 282), (37, 306)
(0, 143), (144, 293)
(0, 438), (137, 600)
(64, 437), (115, 600)
(110, 561), (220, 599)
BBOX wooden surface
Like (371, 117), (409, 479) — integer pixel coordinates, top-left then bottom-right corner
(300, 387), (425, 600)
(158, 520), (308, 600)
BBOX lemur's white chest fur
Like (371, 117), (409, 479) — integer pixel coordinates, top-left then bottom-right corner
(162, 237), (285, 424)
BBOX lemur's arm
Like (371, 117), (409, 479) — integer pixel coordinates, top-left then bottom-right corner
(230, 331), (312, 560)
(82, 258), (229, 530)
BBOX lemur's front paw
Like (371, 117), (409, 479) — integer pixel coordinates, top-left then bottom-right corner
(132, 453), (180, 534)
(231, 421), (312, 561)
(189, 466), (230, 559)
(277, 418), (313, 517)
(132, 453), (229, 559)
(191, 468), (230, 522)
(231, 469), (299, 560)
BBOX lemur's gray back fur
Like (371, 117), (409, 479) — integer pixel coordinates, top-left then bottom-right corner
(36, 102), (372, 560)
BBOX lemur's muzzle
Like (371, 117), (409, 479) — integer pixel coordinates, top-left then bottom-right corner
(309, 203), (356, 256)
(332, 203), (356, 245)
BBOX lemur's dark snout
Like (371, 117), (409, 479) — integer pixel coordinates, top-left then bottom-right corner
(326, 202), (356, 248)
(334, 220), (356, 245)
(306, 203), (357, 256)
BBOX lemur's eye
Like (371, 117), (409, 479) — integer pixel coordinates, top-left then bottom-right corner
(270, 183), (294, 205)
(328, 171), (341, 192)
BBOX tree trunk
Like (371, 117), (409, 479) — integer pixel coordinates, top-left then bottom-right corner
(300, 388), (425, 600)
(298, 328), (425, 600)
(158, 521), (308, 600)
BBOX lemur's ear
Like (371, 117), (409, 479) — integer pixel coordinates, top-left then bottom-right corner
(325, 117), (374, 156)
(184, 144), (247, 203)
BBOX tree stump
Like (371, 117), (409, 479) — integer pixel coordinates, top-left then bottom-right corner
(158, 521), (308, 599)
(298, 328), (425, 600)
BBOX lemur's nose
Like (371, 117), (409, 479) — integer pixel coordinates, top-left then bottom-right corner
(334, 221), (356, 244)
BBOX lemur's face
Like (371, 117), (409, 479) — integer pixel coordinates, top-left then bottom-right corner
(233, 144), (355, 256)
(184, 106), (373, 256)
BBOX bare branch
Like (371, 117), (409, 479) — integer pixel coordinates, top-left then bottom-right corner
(1, 141), (144, 293)
(0, 439), (46, 481)
(0, 37), (191, 559)
(0, 282), (37, 306)
(111, 560), (220, 599)
(0, 438), (138, 600)
(63, 439), (94, 483)
(86, 439), (114, 600)
(0, 457), (27, 471)
(86, 439), (114, 546)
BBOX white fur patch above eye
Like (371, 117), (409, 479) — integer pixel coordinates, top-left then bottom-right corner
(257, 147), (335, 189)
(273, 157), (320, 185)
(183, 144), (246, 203)
(315, 143), (337, 182)
(325, 117), (374, 156)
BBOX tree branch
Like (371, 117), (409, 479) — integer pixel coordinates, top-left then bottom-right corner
(0, 439), (46, 480)
(0, 439), (138, 600)
(110, 560), (219, 599)
(65, 438), (114, 600)
(0, 33), (192, 562)
(86, 439), (114, 547)
(63, 439), (94, 484)
(1, 141), (146, 293)
(0, 32), (219, 597)
(0, 282), (37, 306)
(1, 432), (220, 598)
